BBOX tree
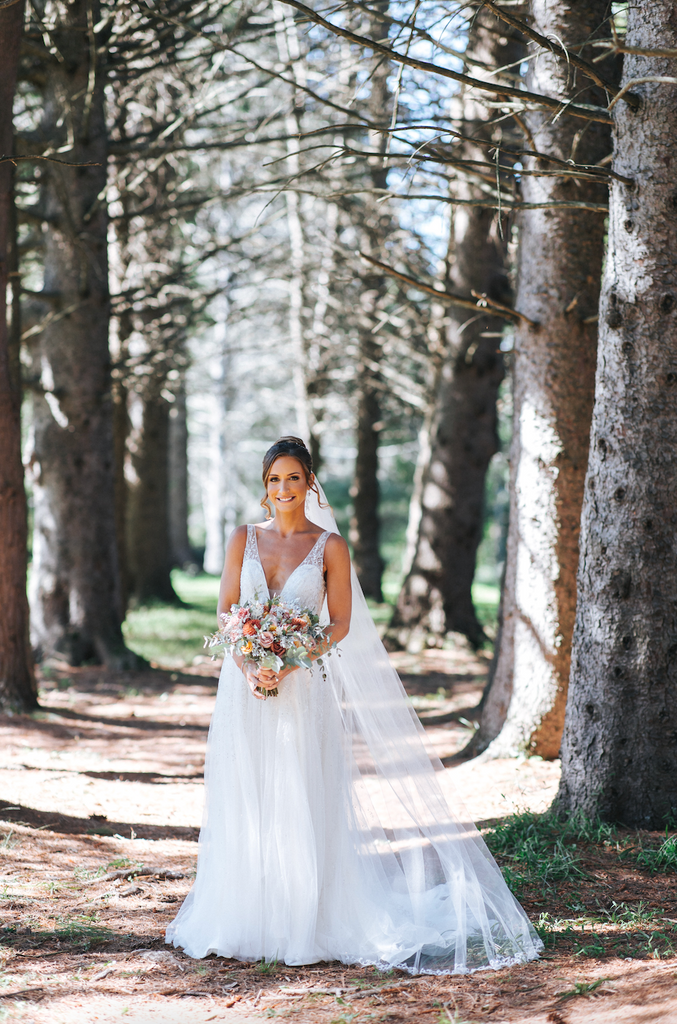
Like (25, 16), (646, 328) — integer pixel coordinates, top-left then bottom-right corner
(476, 0), (616, 757)
(346, 2), (390, 602)
(23, 0), (136, 667)
(0, 0), (36, 711)
(558, 3), (677, 826)
(387, 7), (523, 650)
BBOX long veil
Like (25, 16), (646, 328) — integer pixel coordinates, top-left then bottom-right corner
(305, 482), (542, 974)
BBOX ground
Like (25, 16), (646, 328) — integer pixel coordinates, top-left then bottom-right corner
(1, 588), (676, 1023)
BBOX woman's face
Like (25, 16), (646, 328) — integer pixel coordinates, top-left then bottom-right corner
(266, 456), (310, 514)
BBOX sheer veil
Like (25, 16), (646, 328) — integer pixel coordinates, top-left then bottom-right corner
(304, 481), (542, 974)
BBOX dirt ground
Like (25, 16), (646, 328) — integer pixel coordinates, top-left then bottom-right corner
(1, 648), (676, 1024)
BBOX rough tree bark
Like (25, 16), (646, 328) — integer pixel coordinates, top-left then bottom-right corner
(349, 1), (389, 601)
(168, 383), (193, 569)
(28, 1), (134, 666)
(0, 0), (37, 712)
(558, 4), (677, 827)
(126, 386), (178, 604)
(476, 0), (615, 757)
(386, 8), (522, 650)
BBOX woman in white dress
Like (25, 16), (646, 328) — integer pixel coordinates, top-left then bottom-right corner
(167, 436), (542, 974)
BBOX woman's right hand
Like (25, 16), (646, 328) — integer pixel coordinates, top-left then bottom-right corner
(243, 662), (268, 700)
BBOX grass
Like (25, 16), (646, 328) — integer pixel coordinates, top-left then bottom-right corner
(123, 570), (220, 667)
(122, 556), (501, 669)
(483, 810), (677, 895)
(485, 810), (677, 962)
(472, 581), (500, 631)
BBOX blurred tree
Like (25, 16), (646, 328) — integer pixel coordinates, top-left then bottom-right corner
(168, 383), (193, 569)
(477, 0), (618, 757)
(23, 0), (134, 666)
(387, 6), (523, 649)
(348, 0), (391, 602)
(558, 1), (677, 826)
(0, 0), (37, 711)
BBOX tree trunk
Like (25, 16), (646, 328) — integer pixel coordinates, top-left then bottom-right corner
(28, 1), (134, 667)
(350, 346), (384, 600)
(168, 383), (192, 569)
(476, 0), (615, 758)
(349, 2), (390, 602)
(112, 374), (130, 609)
(558, 5), (677, 827)
(0, 0), (36, 712)
(387, 9), (523, 650)
(126, 387), (178, 604)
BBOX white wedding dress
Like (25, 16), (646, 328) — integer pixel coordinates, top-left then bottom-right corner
(167, 501), (542, 974)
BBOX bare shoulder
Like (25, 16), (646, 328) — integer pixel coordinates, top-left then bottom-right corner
(226, 524), (248, 556)
(324, 532), (350, 564)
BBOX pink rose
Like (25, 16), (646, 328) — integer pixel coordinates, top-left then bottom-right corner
(259, 631), (275, 648)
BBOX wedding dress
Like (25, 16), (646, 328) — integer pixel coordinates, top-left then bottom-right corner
(166, 489), (542, 973)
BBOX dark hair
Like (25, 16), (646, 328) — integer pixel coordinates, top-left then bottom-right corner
(261, 436), (319, 519)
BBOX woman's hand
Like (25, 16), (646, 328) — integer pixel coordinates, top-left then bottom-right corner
(243, 662), (269, 700)
(257, 665), (295, 691)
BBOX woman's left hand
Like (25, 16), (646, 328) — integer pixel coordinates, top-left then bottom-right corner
(257, 666), (294, 690)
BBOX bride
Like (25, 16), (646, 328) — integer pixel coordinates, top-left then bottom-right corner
(167, 436), (542, 974)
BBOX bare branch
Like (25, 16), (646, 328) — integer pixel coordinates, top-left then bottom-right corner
(592, 42), (677, 59)
(272, 0), (613, 124)
(480, 0), (638, 108)
(607, 76), (677, 111)
(357, 252), (538, 327)
(0, 153), (101, 168)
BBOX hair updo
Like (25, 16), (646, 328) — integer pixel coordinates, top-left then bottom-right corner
(260, 436), (320, 519)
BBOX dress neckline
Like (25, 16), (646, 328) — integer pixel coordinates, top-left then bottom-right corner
(251, 525), (327, 597)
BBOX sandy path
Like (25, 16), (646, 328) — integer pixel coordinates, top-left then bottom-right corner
(1, 654), (676, 1023)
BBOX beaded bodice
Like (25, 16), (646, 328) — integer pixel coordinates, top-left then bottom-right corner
(239, 525), (329, 614)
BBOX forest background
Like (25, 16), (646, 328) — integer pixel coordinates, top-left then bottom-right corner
(0, 0), (676, 831)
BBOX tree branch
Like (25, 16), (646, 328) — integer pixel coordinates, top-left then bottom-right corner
(357, 252), (538, 326)
(479, 0), (639, 108)
(273, 0), (613, 124)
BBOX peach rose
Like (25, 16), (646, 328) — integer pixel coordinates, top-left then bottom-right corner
(259, 631), (275, 648)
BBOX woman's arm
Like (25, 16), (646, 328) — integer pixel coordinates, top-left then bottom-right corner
(217, 525), (248, 620)
(217, 526), (267, 700)
(323, 533), (352, 646)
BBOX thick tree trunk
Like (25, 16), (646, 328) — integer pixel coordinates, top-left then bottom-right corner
(126, 388), (178, 604)
(0, 0), (36, 712)
(112, 375), (130, 609)
(350, 337), (384, 599)
(168, 384), (192, 569)
(29, 1), (134, 667)
(477, 0), (615, 758)
(387, 9), (523, 650)
(558, 6), (677, 827)
(349, 3), (389, 602)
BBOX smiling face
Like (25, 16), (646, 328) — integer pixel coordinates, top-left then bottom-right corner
(265, 455), (312, 515)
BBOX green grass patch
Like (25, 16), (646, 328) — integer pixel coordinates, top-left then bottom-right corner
(483, 810), (619, 894)
(472, 581), (500, 631)
(123, 570), (220, 668)
(619, 832), (677, 873)
(1, 915), (114, 951)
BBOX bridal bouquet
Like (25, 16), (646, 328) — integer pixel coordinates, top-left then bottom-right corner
(204, 596), (334, 696)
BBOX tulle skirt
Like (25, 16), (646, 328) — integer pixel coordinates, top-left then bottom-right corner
(166, 657), (542, 973)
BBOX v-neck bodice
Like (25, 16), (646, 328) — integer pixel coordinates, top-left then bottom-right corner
(239, 525), (330, 614)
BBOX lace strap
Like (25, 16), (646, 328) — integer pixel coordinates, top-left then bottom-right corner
(303, 530), (330, 569)
(243, 524), (259, 563)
